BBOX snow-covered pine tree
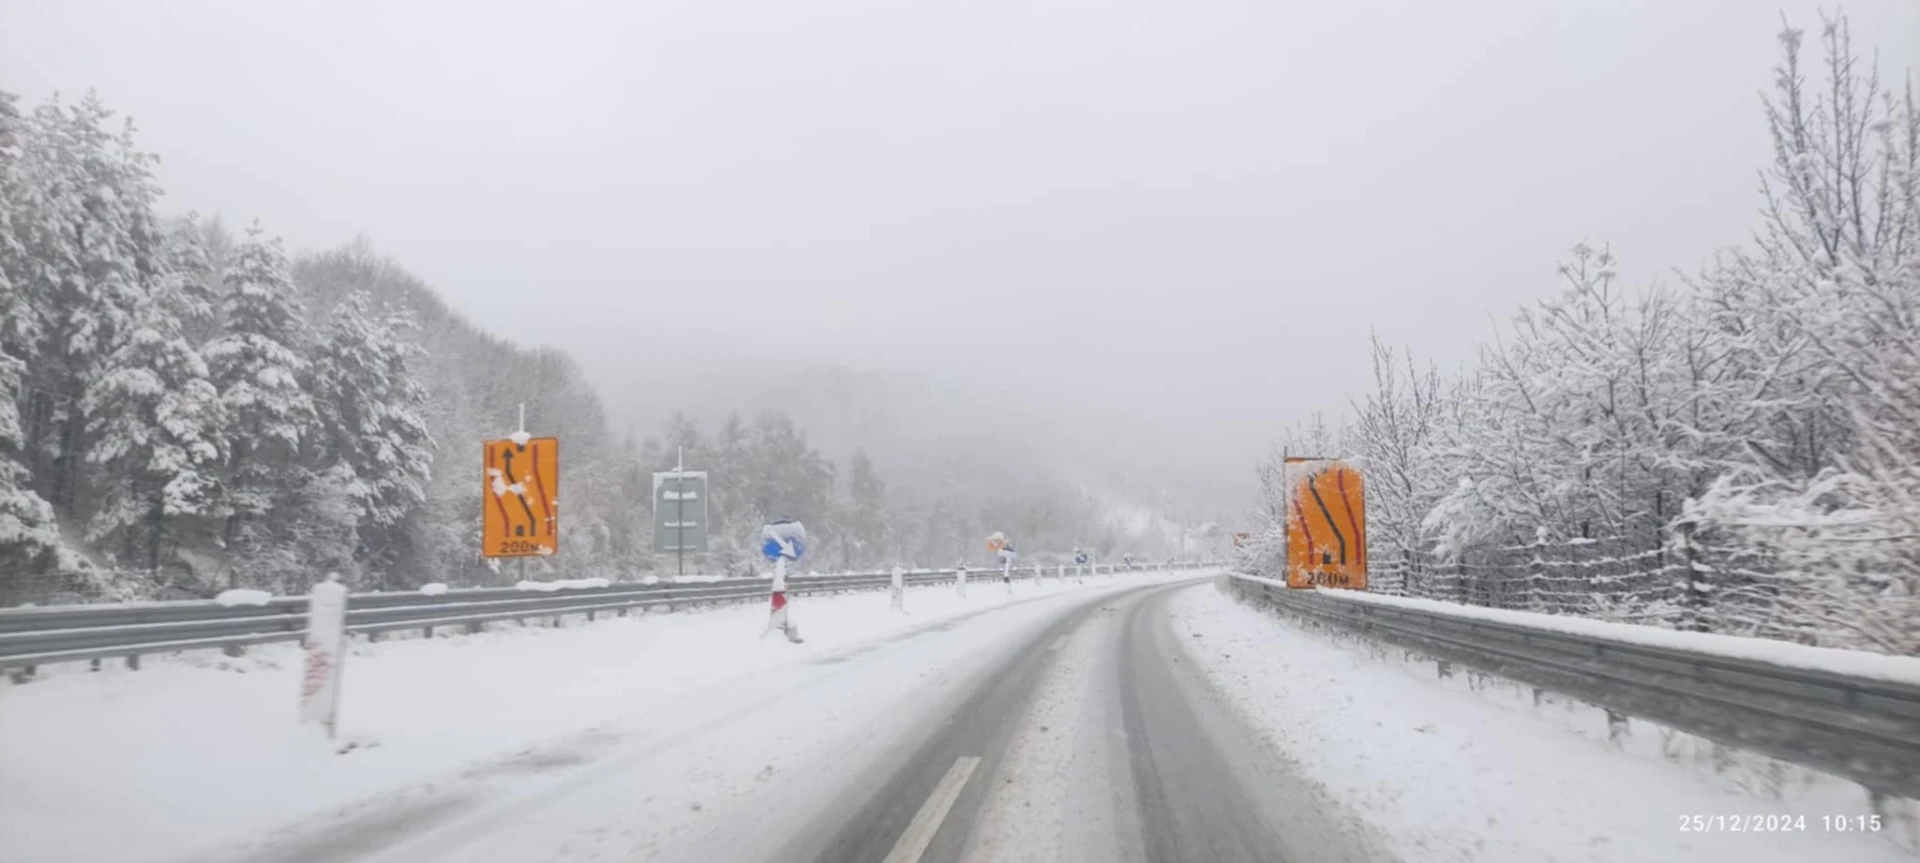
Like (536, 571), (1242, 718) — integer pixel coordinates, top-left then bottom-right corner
(81, 227), (226, 575)
(14, 92), (166, 522)
(0, 88), (71, 601)
(310, 290), (434, 577)
(162, 215), (220, 344)
(0, 88), (33, 354)
(204, 225), (319, 582)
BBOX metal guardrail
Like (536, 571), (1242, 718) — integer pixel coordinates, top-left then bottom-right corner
(1226, 573), (1920, 799)
(0, 562), (1219, 675)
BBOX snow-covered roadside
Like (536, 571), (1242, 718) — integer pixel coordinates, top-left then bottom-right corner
(1167, 582), (1913, 863)
(1293, 579), (1920, 684)
(0, 572), (1175, 863)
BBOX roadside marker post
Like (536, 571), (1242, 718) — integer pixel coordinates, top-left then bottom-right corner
(298, 574), (348, 740)
(760, 520), (807, 644)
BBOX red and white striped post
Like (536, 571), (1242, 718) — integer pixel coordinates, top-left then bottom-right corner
(299, 574), (348, 739)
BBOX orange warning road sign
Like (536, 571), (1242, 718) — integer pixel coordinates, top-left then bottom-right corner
(986, 532), (1006, 554)
(1284, 457), (1365, 589)
(483, 437), (560, 558)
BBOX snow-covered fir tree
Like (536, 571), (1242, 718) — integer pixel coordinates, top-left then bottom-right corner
(0, 88), (71, 599)
(203, 225), (319, 572)
(309, 290), (434, 573)
(80, 242), (225, 573)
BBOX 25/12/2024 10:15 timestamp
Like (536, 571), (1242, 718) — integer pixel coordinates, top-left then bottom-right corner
(1677, 814), (1883, 833)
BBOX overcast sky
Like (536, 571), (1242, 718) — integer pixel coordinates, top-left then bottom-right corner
(4, 0), (1917, 482)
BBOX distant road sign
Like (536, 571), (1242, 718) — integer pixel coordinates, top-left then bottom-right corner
(1283, 457), (1366, 590)
(762, 519), (807, 561)
(987, 532), (1006, 554)
(483, 436), (560, 558)
(652, 470), (710, 555)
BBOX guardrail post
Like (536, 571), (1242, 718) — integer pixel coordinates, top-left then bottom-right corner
(467, 621), (484, 635)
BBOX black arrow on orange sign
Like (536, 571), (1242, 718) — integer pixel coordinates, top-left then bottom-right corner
(1308, 471), (1346, 565)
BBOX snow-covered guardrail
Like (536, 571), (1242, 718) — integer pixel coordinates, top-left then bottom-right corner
(0, 562), (1218, 676)
(1226, 572), (1920, 801)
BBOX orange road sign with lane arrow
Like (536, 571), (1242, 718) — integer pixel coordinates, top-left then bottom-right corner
(1283, 457), (1365, 589)
(482, 436), (560, 558)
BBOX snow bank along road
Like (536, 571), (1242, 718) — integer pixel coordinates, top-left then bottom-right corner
(7, 573), (1906, 863)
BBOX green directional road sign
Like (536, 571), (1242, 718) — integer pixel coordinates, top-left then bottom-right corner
(652, 469), (709, 568)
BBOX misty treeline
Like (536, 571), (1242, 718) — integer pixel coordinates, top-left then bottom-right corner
(1250, 16), (1919, 656)
(0, 87), (1139, 604)
(636, 411), (1133, 579)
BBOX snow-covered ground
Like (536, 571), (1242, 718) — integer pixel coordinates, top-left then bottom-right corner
(0, 571), (1154, 863)
(1168, 581), (1916, 863)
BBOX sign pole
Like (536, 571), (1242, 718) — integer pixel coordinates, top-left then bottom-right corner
(519, 405), (528, 585)
(676, 447), (685, 578)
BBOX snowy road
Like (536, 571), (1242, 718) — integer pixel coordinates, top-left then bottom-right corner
(11, 575), (1905, 863)
(798, 579), (1350, 863)
(198, 576), (1360, 863)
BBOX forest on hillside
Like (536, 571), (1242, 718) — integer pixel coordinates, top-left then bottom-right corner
(0, 89), (1153, 606)
(1250, 16), (1920, 657)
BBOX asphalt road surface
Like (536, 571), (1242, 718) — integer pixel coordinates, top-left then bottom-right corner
(786, 580), (1374, 863)
(214, 578), (1377, 863)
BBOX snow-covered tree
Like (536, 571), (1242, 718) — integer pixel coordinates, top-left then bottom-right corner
(1251, 13), (1917, 655)
(1682, 16), (1920, 653)
(1347, 334), (1444, 595)
(0, 89), (71, 597)
(12, 92), (167, 520)
(310, 291), (434, 560)
(204, 225), (318, 561)
(81, 248), (225, 571)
